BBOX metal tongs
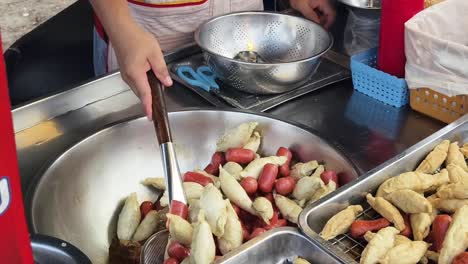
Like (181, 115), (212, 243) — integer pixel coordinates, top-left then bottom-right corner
(141, 72), (187, 264)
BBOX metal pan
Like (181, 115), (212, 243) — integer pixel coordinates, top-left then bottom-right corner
(298, 114), (468, 263)
(338, 0), (381, 9)
(26, 109), (358, 264)
(218, 227), (340, 264)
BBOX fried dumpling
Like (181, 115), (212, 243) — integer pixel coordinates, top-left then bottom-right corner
(320, 205), (363, 240)
(416, 140), (449, 174)
(199, 183), (227, 238)
(216, 122), (258, 152)
(438, 205), (468, 264)
(366, 194), (405, 231)
(117, 193), (141, 241)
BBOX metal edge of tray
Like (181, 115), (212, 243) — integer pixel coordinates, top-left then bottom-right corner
(297, 114), (468, 263)
(216, 227), (341, 264)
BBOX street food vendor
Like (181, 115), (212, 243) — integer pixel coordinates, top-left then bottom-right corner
(90, 0), (336, 119)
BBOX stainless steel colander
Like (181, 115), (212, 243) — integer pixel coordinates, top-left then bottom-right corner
(194, 12), (333, 94)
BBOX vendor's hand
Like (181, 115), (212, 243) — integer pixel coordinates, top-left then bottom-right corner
(112, 22), (173, 121)
(290, 0), (336, 29)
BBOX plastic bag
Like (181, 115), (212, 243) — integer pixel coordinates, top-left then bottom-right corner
(405, 0), (468, 96)
(344, 8), (381, 55)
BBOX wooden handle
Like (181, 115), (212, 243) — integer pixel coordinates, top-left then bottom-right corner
(148, 71), (172, 144)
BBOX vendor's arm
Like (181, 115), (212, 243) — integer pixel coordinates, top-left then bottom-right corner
(89, 0), (173, 120)
(290, 0), (336, 29)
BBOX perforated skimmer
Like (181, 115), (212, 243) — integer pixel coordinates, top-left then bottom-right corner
(195, 12), (333, 94)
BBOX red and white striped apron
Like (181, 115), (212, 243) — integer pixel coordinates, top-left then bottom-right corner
(93, 0), (263, 76)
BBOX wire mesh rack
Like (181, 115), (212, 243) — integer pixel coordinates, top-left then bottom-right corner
(328, 204), (382, 262)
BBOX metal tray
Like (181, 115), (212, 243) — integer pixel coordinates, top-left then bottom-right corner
(218, 227), (340, 264)
(298, 114), (468, 263)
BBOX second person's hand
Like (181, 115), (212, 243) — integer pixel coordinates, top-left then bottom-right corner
(290, 0), (336, 29)
(112, 22), (173, 121)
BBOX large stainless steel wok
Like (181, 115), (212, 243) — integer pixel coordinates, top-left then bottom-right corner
(26, 109), (358, 263)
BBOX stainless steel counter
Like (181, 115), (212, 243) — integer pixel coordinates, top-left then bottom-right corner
(13, 45), (445, 195)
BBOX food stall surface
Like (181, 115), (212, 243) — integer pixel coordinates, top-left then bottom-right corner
(12, 43), (445, 263)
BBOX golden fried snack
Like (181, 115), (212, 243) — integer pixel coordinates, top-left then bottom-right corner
(219, 167), (256, 215)
(292, 176), (323, 200)
(166, 214), (193, 246)
(290, 160), (319, 179)
(438, 205), (468, 264)
(446, 163), (468, 185)
(363, 232), (410, 246)
(386, 189), (432, 214)
(216, 122), (258, 152)
(360, 227), (400, 264)
(222, 162), (243, 180)
(460, 143), (468, 158)
(117, 193), (141, 241)
(320, 205), (363, 240)
(189, 210), (216, 264)
(274, 194), (304, 224)
(242, 131), (261, 153)
(160, 182), (206, 207)
(218, 201), (243, 255)
(311, 164), (325, 178)
(308, 181), (337, 205)
(293, 257), (311, 264)
(416, 140), (450, 174)
(141, 177), (166, 190)
(381, 241), (430, 264)
(199, 183), (227, 238)
(432, 198), (468, 213)
(425, 250), (439, 263)
(132, 210), (159, 242)
(447, 142), (468, 171)
(437, 183), (468, 199)
(376, 169), (450, 198)
(366, 194), (405, 231)
(410, 208), (438, 241)
(252, 197), (273, 224)
(239, 156), (287, 179)
(189, 199), (201, 224)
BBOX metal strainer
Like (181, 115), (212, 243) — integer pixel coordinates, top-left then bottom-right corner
(195, 11), (333, 94)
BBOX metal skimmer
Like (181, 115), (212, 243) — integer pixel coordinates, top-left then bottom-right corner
(140, 230), (169, 264)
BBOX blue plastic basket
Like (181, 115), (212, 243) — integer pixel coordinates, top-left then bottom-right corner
(350, 48), (409, 108)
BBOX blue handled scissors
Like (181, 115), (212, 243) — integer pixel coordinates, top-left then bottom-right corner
(176, 65), (219, 92)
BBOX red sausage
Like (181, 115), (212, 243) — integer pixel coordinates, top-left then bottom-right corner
(350, 218), (391, 238)
(231, 202), (241, 216)
(400, 213), (412, 238)
(276, 147), (292, 177)
(453, 252), (468, 264)
(240, 177), (258, 195)
(164, 258), (179, 264)
(274, 176), (296, 195)
(170, 200), (188, 220)
(320, 170), (339, 186)
(432, 214), (452, 252)
(183, 172), (213, 186)
(204, 152), (226, 175)
(140, 201), (154, 219)
(250, 228), (266, 239)
(258, 164), (279, 193)
(226, 148), (255, 164)
(167, 241), (190, 262)
(264, 211), (287, 230)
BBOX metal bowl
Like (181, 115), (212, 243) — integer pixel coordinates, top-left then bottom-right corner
(26, 109), (357, 264)
(194, 12), (333, 94)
